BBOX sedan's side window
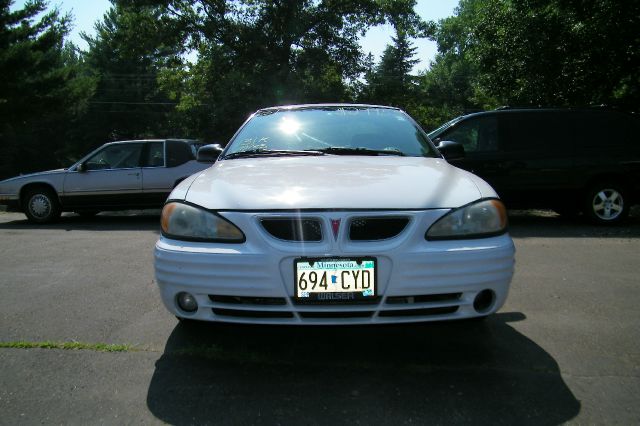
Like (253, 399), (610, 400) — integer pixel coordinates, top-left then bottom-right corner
(166, 140), (195, 167)
(85, 144), (143, 170)
(144, 142), (165, 167)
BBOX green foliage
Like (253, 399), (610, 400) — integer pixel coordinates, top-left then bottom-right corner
(411, 5), (500, 131)
(75, 2), (184, 152)
(0, 0), (93, 178)
(149, 0), (428, 141)
(436, 0), (640, 109)
(3, 0), (639, 178)
(361, 30), (419, 107)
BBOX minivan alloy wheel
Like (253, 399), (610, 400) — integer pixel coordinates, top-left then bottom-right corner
(591, 188), (624, 221)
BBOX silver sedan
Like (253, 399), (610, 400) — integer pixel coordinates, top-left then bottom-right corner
(0, 139), (219, 223)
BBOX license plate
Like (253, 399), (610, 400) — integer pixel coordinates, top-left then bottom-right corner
(294, 257), (376, 301)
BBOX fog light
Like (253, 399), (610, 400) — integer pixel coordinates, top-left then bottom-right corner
(176, 292), (198, 313)
(473, 289), (495, 313)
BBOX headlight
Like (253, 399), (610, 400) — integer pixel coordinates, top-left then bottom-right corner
(426, 199), (507, 240)
(161, 202), (245, 242)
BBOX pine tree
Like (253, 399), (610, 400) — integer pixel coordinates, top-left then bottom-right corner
(0, 0), (90, 178)
(365, 30), (419, 108)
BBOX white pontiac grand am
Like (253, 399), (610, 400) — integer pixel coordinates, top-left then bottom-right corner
(154, 104), (515, 325)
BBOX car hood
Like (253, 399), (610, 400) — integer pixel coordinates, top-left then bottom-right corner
(1, 168), (66, 183)
(182, 156), (486, 210)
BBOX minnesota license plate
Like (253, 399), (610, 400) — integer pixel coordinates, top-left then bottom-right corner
(294, 258), (376, 301)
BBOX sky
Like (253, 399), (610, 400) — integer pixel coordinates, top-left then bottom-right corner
(11, 0), (459, 72)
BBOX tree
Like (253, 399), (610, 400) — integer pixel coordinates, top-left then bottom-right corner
(0, 0), (92, 179)
(412, 3), (497, 131)
(362, 30), (419, 108)
(433, 0), (640, 109)
(150, 0), (428, 142)
(75, 1), (185, 152)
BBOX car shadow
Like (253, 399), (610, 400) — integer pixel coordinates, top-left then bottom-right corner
(0, 211), (161, 232)
(508, 208), (640, 239)
(146, 313), (580, 425)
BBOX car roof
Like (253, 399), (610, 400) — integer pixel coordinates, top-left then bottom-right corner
(104, 139), (199, 146)
(257, 103), (401, 113)
(454, 107), (634, 122)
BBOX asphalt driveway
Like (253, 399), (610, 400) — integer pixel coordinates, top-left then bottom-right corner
(0, 210), (639, 425)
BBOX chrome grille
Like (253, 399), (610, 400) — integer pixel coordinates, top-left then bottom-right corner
(260, 218), (323, 241)
(349, 217), (409, 241)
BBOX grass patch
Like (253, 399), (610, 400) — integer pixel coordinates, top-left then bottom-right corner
(0, 341), (132, 352)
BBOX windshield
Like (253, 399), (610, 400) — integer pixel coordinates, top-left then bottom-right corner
(223, 107), (438, 158)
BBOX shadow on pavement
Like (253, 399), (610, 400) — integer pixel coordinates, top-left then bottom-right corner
(508, 208), (640, 239)
(147, 313), (580, 425)
(0, 211), (161, 232)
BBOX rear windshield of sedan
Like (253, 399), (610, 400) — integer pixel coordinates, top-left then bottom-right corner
(225, 107), (438, 158)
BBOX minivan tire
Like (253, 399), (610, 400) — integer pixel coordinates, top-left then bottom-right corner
(584, 183), (629, 225)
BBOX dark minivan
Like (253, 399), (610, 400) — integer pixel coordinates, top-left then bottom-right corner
(428, 108), (640, 224)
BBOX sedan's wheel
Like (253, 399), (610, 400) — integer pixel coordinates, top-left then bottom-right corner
(23, 188), (61, 223)
(585, 184), (628, 224)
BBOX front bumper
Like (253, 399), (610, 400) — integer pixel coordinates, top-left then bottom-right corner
(154, 210), (516, 325)
(0, 194), (20, 212)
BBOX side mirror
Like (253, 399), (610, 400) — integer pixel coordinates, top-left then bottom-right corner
(76, 162), (87, 173)
(197, 144), (223, 163)
(437, 140), (465, 161)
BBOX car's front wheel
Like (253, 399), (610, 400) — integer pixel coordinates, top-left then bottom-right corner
(23, 188), (62, 223)
(584, 183), (629, 225)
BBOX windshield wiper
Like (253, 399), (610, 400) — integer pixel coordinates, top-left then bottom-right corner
(318, 147), (405, 156)
(222, 149), (324, 160)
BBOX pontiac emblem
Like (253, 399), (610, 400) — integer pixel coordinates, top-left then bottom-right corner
(331, 219), (341, 240)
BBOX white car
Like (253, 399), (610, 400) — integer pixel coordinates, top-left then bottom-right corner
(154, 105), (515, 324)
(0, 139), (216, 223)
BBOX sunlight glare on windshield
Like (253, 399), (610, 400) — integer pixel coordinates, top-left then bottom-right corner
(279, 116), (301, 135)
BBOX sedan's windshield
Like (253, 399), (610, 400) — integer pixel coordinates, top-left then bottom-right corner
(223, 107), (438, 159)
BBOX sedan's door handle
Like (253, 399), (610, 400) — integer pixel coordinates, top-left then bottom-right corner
(127, 172), (140, 176)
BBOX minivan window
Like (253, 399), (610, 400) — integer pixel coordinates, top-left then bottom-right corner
(442, 116), (498, 152)
(502, 112), (572, 152)
(573, 111), (630, 149)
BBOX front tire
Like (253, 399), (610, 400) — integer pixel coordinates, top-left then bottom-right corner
(23, 188), (62, 223)
(584, 183), (629, 225)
